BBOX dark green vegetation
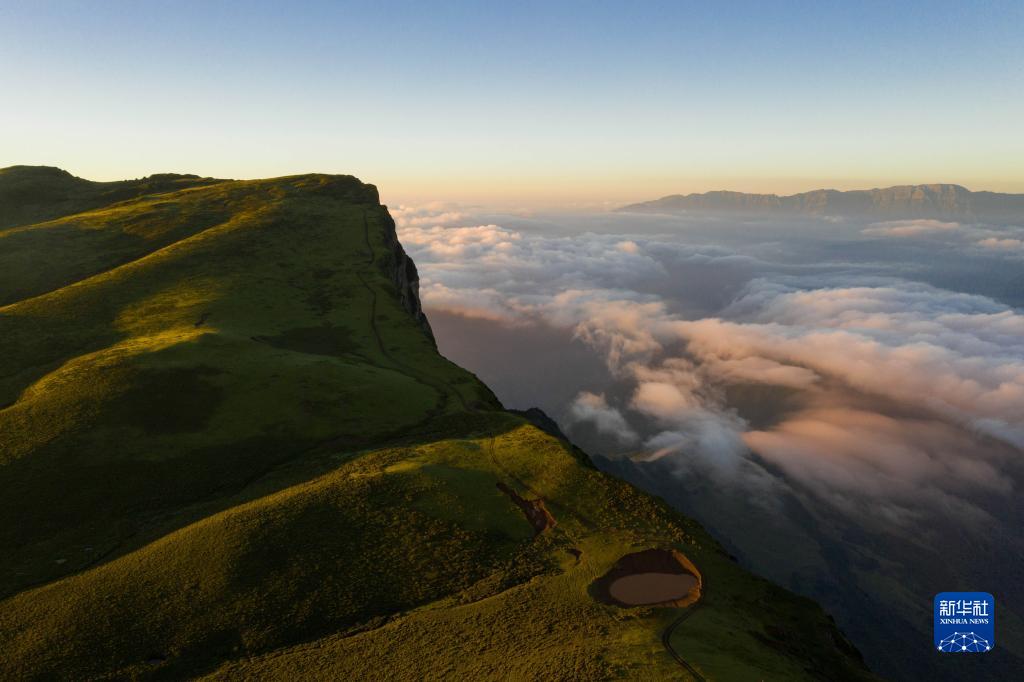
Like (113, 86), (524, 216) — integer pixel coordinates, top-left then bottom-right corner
(0, 167), (877, 680)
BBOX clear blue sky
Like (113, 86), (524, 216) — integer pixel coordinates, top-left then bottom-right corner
(1, 0), (1021, 205)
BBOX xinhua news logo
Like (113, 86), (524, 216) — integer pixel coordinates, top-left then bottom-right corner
(934, 592), (994, 653)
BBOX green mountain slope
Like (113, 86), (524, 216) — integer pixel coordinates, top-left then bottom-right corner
(0, 167), (877, 681)
(0, 165), (222, 234)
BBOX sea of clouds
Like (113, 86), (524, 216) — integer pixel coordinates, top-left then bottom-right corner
(393, 202), (1024, 675)
(396, 204), (1023, 523)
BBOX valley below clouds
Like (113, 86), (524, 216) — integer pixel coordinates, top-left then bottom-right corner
(396, 203), (1024, 679)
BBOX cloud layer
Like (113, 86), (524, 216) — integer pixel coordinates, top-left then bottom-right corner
(396, 204), (1023, 532)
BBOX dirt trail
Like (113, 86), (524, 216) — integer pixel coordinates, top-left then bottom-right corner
(662, 601), (708, 682)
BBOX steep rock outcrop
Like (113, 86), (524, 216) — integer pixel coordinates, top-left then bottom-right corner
(378, 207), (436, 344)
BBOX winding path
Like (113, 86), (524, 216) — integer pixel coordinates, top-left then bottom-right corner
(661, 597), (707, 681)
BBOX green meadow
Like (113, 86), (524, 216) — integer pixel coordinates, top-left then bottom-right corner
(0, 167), (876, 680)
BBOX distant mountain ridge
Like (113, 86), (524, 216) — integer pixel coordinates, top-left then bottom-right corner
(620, 184), (1024, 220)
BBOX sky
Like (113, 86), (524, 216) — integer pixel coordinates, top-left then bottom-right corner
(4, 4), (1022, 674)
(1, 0), (1023, 206)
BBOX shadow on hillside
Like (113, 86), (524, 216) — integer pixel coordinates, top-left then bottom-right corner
(0, 408), (527, 602)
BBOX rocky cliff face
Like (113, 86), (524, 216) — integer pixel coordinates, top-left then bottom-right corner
(620, 183), (1024, 220)
(378, 207), (436, 344)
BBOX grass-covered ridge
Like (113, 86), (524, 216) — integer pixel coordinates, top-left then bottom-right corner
(0, 167), (876, 680)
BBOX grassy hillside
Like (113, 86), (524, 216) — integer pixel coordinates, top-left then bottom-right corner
(0, 165), (221, 234)
(0, 167), (876, 680)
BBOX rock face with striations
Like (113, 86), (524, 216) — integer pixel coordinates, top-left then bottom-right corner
(620, 183), (1024, 220)
(378, 209), (435, 344)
